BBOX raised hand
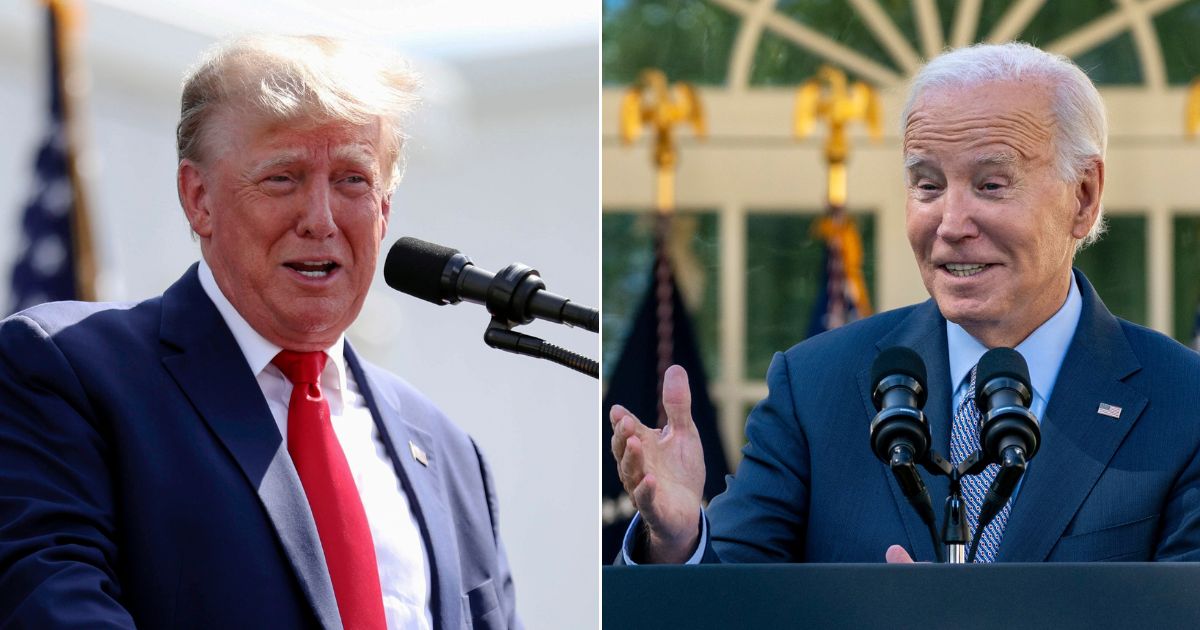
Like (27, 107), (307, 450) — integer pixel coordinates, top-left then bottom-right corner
(609, 365), (707, 563)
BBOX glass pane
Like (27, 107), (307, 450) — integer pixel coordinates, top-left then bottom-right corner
(745, 212), (876, 379)
(974, 0), (1030, 44)
(1073, 215), (1147, 325)
(1073, 32), (1142, 85)
(602, 211), (721, 380)
(1154, 1), (1200, 85)
(602, 213), (653, 378)
(1173, 215), (1200, 346)
(752, 0), (901, 86)
(1020, 0), (1113, 47)
(751, 29), (827, 86)
(875, 0), (921, 55)
(602, 0), (740, 86)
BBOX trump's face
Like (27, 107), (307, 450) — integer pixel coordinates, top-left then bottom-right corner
(178, 110), (391, 351)
(903, 80), (1102, 348)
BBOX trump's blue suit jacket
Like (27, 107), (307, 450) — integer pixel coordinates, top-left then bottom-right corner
(687, 271), (1200, 563)
(0, 266), (519, 629)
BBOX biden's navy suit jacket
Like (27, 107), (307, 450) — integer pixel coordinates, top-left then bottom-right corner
(0, 265), (520, 629)
(687, 270), (1200, 563)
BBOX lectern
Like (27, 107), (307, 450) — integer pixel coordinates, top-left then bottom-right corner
(604, 564), (1200, 629)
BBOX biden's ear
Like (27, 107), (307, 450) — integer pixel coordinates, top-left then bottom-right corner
(178, 160), (213, 238)
(1070, 158), (1105, 240)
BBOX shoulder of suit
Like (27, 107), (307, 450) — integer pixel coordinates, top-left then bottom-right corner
(1, 296), (160, 343)
(1115, 317), (1200, 383)
(779, 302), (926, 362)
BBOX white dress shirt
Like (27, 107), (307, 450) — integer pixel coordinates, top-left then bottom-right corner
(198, 260), (432, 629)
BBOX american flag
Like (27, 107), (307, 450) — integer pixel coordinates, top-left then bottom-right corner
(807, 207), (872, 338)
(10, 0), (92, 314)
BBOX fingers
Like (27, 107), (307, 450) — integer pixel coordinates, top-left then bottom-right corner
(630, 472), (657, 515)
(610, 406), (630, 462)
(661, 365), (694, 432)
(611, 406), (654, 442)
(619, 435), (647, 497)
(608, 404), (629, 427)
(885, 545), (915, 564)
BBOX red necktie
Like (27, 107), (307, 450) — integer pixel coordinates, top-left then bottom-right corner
(272, 350), (387, 630)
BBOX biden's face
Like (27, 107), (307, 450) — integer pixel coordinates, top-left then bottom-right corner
(179, 110), (391, 351)
(902, 80), (1101, 348)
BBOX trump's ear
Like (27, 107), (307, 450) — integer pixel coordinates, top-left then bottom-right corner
(1070, 158), (1105, 239)
(380, 191), (391, 241)
(178, 160), (213, 238)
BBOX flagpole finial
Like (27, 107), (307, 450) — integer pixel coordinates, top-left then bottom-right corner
(794, 65), (882, 208)
(619, 69), (705, 214)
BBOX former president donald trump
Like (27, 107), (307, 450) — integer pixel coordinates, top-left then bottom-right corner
(0, 35), (519, 629)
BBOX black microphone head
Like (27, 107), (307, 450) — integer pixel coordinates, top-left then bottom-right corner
(385, 237), (461, 305)
(869, 346), (930, 463)
(976, 347), (1039, 461)
(871, 347), (927, 401)
(977, 347), (1030, 392)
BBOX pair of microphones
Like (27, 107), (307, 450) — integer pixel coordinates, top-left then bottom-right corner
(869, 346), (1041, 563)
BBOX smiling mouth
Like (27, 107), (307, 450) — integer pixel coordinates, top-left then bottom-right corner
(943, 263), (990, 278)
(284, 261), (339, 278)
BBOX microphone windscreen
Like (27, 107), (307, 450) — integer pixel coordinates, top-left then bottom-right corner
(977, 347), (1030, 389)
(871, 346), (927, 391)
(385, 237), (460, 304)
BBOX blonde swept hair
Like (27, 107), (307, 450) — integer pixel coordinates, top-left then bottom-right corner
(176, 34), (420, 192)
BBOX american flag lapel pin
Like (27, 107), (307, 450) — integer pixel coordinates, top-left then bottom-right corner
(1097, 403), (1123, 419)
(409, 441), (429, 466)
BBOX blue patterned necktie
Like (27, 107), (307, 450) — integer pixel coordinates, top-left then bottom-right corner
(949, 365), (1010, 562)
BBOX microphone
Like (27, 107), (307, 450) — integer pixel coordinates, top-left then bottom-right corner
(967, 347), (1040, 562)
(384, 236), (599, 332)
(869, 346), (931, 473)
(975, 347), (1040, 465)
(869, 346), (940, 561)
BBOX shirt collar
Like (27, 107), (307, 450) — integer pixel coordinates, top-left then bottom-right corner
(197, 259), (348, 394)
(946, 271), (1082, 402)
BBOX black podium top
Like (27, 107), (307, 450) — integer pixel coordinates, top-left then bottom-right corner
(604, 564), (1200, 629)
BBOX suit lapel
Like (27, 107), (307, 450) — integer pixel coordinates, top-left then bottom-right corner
(858, 300), (951, 562)
(346, 347), (464, 630)
(998, 271), (1145, 561)
(158, 266), (341, 630)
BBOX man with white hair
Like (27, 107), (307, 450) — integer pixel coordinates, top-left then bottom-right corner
(611, 42), (1200, 564)
(0, 35), (520, 628)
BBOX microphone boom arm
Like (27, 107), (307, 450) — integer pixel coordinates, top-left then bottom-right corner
(484, 317), (599, 378)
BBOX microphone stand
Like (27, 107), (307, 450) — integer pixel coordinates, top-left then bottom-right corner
(476, 261), (600, 379)
(915, 449), (991, 564)
(484, 317), (598, 378)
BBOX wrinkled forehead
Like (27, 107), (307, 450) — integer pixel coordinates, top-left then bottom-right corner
(208, 105), (388, 166)
(903, 80), (1056, 167)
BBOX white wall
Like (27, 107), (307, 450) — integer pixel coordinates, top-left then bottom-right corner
(0, 3), (598, 628)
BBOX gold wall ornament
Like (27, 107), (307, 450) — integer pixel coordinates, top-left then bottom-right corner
(793, 65), (882, 208)
(619, 69), (706, 213)
(1187, 77), (1200, 139)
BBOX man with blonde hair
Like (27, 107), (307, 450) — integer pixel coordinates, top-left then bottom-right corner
(612, 42), (1200, 565)
(0, 35), (520, 629)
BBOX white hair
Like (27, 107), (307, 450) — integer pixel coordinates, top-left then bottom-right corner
(902, 42), (1108, 249)
(177, 34), (420, 193)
